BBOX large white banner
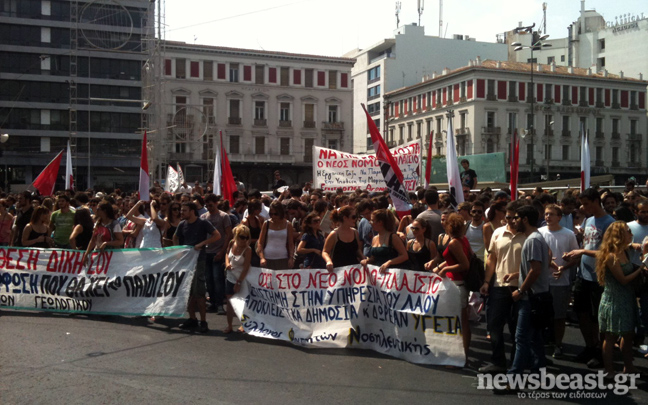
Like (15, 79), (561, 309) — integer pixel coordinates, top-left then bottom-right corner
(0, 247), (197, 317)
(313, 139), (421, 193)
(230, 265), (464, 366)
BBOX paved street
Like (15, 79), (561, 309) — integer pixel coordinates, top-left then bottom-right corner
(2, 308), (648, 404)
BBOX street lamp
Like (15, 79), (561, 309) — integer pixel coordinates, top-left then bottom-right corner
(511, 33), (551, 183)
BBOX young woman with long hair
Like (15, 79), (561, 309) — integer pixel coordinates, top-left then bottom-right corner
(322, 206), (365, 273)
(406, 218), (437, 272)
(22, 206), (52, 248)
(297, 212), (326, 269)
(163, 201), (182, 247)
(224, 224), (252, 333)
(242, 199), (264, 266)
(361, 209), (409, 273)
(69, 208), (94, 250)
(257, 201), (294, 270)
(596, 221), (645, 377)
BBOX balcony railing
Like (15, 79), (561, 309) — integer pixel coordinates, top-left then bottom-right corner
(595, 131), (604, 139)
(303, 120), (316, 128)
(628, 133), (642, 141)
(322, 122), (344, 130)
(612, 161), (620, 167)
(612, 102), (620, 109)
(561, 99), (571, 106)
(545, 129), (554, 137)
(228, 117), (241, 125)
(595, 160), (604, 166)
(508, 95), (518, 102)
(481, 126), (500, 135)
(486, 94), (496, 101)
(253, 118), (267, 127)
(631, 103), (638, 110)
(612, 132), (620, 139)
(595, 101), (604, 108)
(561, 130), (571, 137)
(279, 120), (292, 127)
(456, 127), (471, 136)
(578, 100), (588, 107)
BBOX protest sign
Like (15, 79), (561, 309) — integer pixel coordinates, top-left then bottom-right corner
(230, 265), (464, 366)
(0, 246), (197, 317)
(313, 140), (421, 193)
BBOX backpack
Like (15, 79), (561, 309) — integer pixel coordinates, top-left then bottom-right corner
(464, 252), (485, 292)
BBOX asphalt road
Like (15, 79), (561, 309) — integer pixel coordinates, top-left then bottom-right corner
(2, 309), (648, 405)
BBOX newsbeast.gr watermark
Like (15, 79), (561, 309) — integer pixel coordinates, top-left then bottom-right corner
(477, 369), (639, 397)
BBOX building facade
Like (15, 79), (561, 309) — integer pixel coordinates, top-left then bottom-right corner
(384, 59), (648, 183)
(508, 1), (648, 80)
(159, 41), (354, 191)
(347, 23), (507, 154)
(0, 0), (152, 192)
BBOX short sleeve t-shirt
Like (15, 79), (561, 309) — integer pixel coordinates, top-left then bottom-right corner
(461, 169), (477, 189)
(300, 232), (326, 268)
(628, 221), (648, 265)
(51, 208), (76, 245)
(579, 215), (615, 281)
(416, 209), (443, 242)
(538, 226), (579, 287)
(200, 210), (231, 255)
(519, 231), (551, 298)
(175, 218), (216, 260)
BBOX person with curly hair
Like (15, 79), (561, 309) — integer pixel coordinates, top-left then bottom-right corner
(596, 221), (645, 377)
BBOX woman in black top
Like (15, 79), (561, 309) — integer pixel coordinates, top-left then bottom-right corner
(407, 218), (437, 272)
(242, 199), (264, 267)
(163, 202), (181, 247)
(22, 206), (52, 248)
(437, 209), (453, 256)
(69, 208), (94, 250)
(322, 206), (365, 272)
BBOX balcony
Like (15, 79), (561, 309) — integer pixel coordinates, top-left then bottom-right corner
(578, 100), (588, 107)
(447, 98), (454, 106)
(508, 95), (518, 102)
(561, 99), (571, 106)
(612, 132), (620, 139)
(228, 153), (296, 164)
(612, 102), (620, 109)
(228, 117), (241, 125)
(631, 103), (638, 110)
(595, 160), (604, 166)
(169, 152), (193, 161)
(526, 96), (536, 103)
(545, 129), (554, 137)
(628, 133), (642, 141)
(279, 120), (292, 128)
(544, 98), (554, 105)
(253, 118), (267, 127)
(322, 121), (344, 131)
(303, 120), (316, 128)
(612, 161), (620, 167)
(561, 130), (571, 137)
(595, 101), (604, 108)
(481, 126), (500, 135)
(456, 127), (471, 136)
(486, 94), (496, 101)
(595, 131), (604, 139)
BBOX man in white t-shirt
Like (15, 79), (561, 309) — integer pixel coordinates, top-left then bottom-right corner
(538, 204), (579, 359)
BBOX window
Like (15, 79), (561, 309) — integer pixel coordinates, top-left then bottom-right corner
(460, 82), (466, 98)
(486, 112), (495, 128)
(304, 138), (314, 162)
(229, 64), (239, 83)
(280, 103), (290, 122)
(416, 122), (421, 139)
(255, 65), (264, 84)
(280, 138), (290, 155)
(596, 146), (602, 162)
(328, 105), (338, 123)
(255, 137), (265, 155)
(487, 139), (494, 154)
(203, 61), (213, 80)
(436, 117), (442, 136)
(254, 101), (265, 120)
(328, 70), (337, 89)
(527, 113), (534, 130)
(280, 67), (289, 86)
(229, 99), (240, 119)
(368, 66), (381, 82)
(190, 61), (199, 78)
(612, 147), (619, 162)
(560, 55), (565, 62)
(595, 117), (603, 133)
(457, 139), (466, 156)
(399, 126), (404, 143)
(367, 102), (381, 116)
(164, 59), (172, 76)
(612, 89), (619, 105)
(304, 104), (315, 127)
(367, 85), (380, 100)
(486, 80), (495, 97)
(366, 136), (373, 150)
(230, 136), (240, 154)
(328, 140), (338, 150)
(545, 84), (552, 101)
(562, 116), (569, 131)
(547, 56), (555, 64)
(305, 69), (314, 88)
(545, 144), (552, 160)
(599, 39), (605, 51)
(203, 98), (214, 122)
(175, 58), (186, 78)
(612, 118), (619, 135)
(407, 124), (412, 141)
(631, 120), (637, 135)
(579, 116), (587, 132)
(562, 145), (569, 160)
(508, 112), (517, 134)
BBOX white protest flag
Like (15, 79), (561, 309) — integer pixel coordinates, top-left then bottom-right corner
(445, 117), (464, 208)
(65, 139), (74, 190)
(213, 132), (221, 196)
(177, 163), (185, 186)
(580, 125), (590, 192)
(165, 165), (179, 193)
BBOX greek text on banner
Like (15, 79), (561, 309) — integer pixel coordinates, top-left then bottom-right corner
(0, 246), (197, 317)
(313, 140), (421, 192)
(230, 265), (465, 366)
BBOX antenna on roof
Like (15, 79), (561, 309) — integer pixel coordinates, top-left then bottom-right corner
(439, 0), (443, 37)
(417, 0), (424, 26)
(541, 2), (547, 34)
(395, 1), (402, 28)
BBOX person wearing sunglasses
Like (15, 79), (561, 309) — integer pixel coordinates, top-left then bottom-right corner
(406, 218), (437, 272)
(322, 206), (365, 273)
(257, 201), (294, 270)
(163, 202), (182, 247)
(361, 209), (409, 274)
(297, 213), (326, 269)
(465, 200), (486, 258)
(224, 224), (252, 333)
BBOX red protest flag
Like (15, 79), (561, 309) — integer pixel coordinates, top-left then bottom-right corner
(362, 104), (411, 217)
(219, 131), (237, 203)
(32, 150), (63, 196)
(138, 131), (150, 201)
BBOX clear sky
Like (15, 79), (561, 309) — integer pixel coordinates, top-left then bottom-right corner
(163, 0), (646, 57)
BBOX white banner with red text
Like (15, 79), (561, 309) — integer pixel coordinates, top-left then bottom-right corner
(230, 265), (464, 366)
(312, 140), (422, 193)
(0, 246), (197, 317)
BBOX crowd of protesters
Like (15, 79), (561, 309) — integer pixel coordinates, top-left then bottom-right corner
(2, 174), (648, 379)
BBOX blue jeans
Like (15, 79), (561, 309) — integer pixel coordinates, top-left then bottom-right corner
(205, 253), (225, 308)
(486, 287), (518, 368)
(509, 299), (546, 374)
